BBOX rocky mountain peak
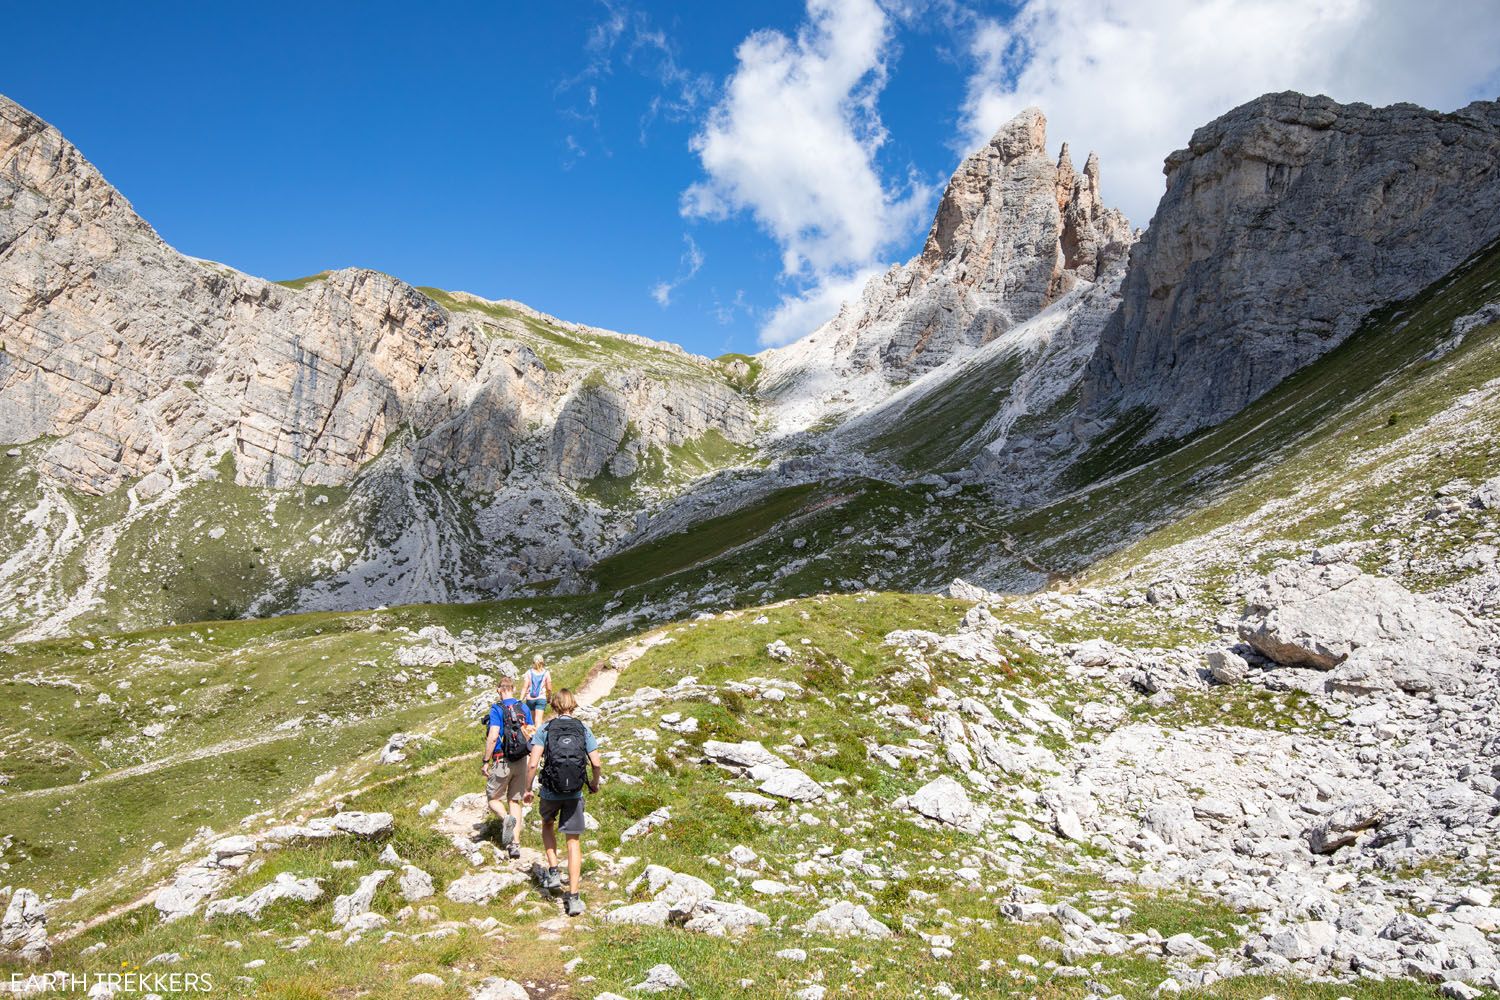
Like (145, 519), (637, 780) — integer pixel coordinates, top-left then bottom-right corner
(914, 106), (1127, 288)
(760, 107), (1132, 432)
(1085, 91), (1500, 441)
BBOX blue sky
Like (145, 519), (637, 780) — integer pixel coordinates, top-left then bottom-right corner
(6, 1), (1499, 356)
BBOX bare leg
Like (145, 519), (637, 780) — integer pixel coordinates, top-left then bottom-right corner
(487, 795), (507, 822)
(566, 834), (582, 894)
(508, 798), (525, 846)
(542, 819), (558, 870)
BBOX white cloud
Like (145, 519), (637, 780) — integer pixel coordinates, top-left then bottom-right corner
(711, 288), (750, 326)
(758, 267), (881, 347)
(559, 2), (714, 158)
(684, 0), (934, 346)
(650, 234), (706, 307)
(961, 0), (1500, 227)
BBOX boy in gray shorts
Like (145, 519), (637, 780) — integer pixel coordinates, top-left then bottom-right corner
(523, 688), (601, 916)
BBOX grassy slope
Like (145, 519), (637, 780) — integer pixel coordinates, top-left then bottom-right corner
(2, 594), (1452, 999)
(1001, 237), (1500, 581)
(416, 286), (723, 386)
(0, 588), (639, 917)
(860, 348), (1025, 472)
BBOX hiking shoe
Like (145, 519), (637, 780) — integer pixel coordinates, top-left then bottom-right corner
(542, 867), (563, 891)
(500, 815), (517, 847)
(507, 842), (521, 860)
(564, 892), (585, 917)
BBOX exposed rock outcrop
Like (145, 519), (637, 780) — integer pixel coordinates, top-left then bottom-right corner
(0, 888), (49, 962)
(1087, 92), (1500, 440)
(1238, 560), (1482, 695)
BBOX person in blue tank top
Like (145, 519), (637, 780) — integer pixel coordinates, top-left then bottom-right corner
(523, 654), (553, 726)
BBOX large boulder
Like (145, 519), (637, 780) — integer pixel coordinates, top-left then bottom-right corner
(1238, 561), (1477, 694)
(399, 864), (436, 902)
(628, 865), (716, 908)
(900, 775), (988, 834)
(630, 964), (688, 993)
(333, 869), (392, 927)
(752, 765), (825, 802)
(701, 740), (787, 773)
(470, 979), (530, 1000)
(204, 873), (323, 921)
(679, 899), (770, 937)
(1, 889), (49, 962)
(332, 811), (395, 838)
(1306, 800), (1387, 854)
(445, 870), (527, 905)
(155, 863), (231, 922)
(801, 901), (893, 940)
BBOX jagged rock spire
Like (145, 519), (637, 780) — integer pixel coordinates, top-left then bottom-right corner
(911, 107), (1131, 331)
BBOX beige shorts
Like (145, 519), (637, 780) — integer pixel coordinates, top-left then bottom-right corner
(486, 759), (529, 802)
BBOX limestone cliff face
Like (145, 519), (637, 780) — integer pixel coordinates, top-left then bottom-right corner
(1086, 92), (1500, 440)
(0, 94), (756, 633)
(760, 108), (1131, 432)
(0, 95), (753, 499)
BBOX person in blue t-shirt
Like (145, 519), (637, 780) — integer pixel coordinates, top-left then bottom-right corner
(481, 677), (534, 859)
(522, 688), (601, 917)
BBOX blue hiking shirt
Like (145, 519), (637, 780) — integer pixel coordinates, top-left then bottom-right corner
(488, 697), (534, 730)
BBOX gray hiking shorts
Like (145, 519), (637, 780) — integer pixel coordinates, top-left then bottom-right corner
(538, 795), (586, 835)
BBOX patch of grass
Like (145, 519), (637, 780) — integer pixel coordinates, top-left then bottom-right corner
(578, 429), (758, 510)
(715, 352), (763, 390)
(273, 271), (331, 291)
(587, 483), (823, 591)
(417, 286), (729, 386)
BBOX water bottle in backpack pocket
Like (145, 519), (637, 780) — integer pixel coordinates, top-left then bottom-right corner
(499, 702), (530, 761)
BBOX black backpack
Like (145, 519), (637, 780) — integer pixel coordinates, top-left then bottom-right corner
(539, 716), (589, 795)
(498, 702), (530, 761)
(483, 702), (531, 762)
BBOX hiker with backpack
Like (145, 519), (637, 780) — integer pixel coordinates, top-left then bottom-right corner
(522, 654), (553, 727)
(522, 688), (601, 917)
(481, 677), (534, 859)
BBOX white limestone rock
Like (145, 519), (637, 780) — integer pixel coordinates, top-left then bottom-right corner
(901, 775), (987, 834)
(445, 871), (527, 905)
(204, 874), (323, 921)
(332, 811), (395, 838)
(801, 901), (893, 940)
(1238, 561), (1478, 694)
(1, 889), (49, 962)
(399, 864), (435, 902)
(1089, 92), (1500, 440)
(333, 869), (392, 927)
(630, 964), (687, 993)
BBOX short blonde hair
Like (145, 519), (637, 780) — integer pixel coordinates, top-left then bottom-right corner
(550, 689), (578, 715)
(532, 654), (546, 667)
(496, 677), (515, 694)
